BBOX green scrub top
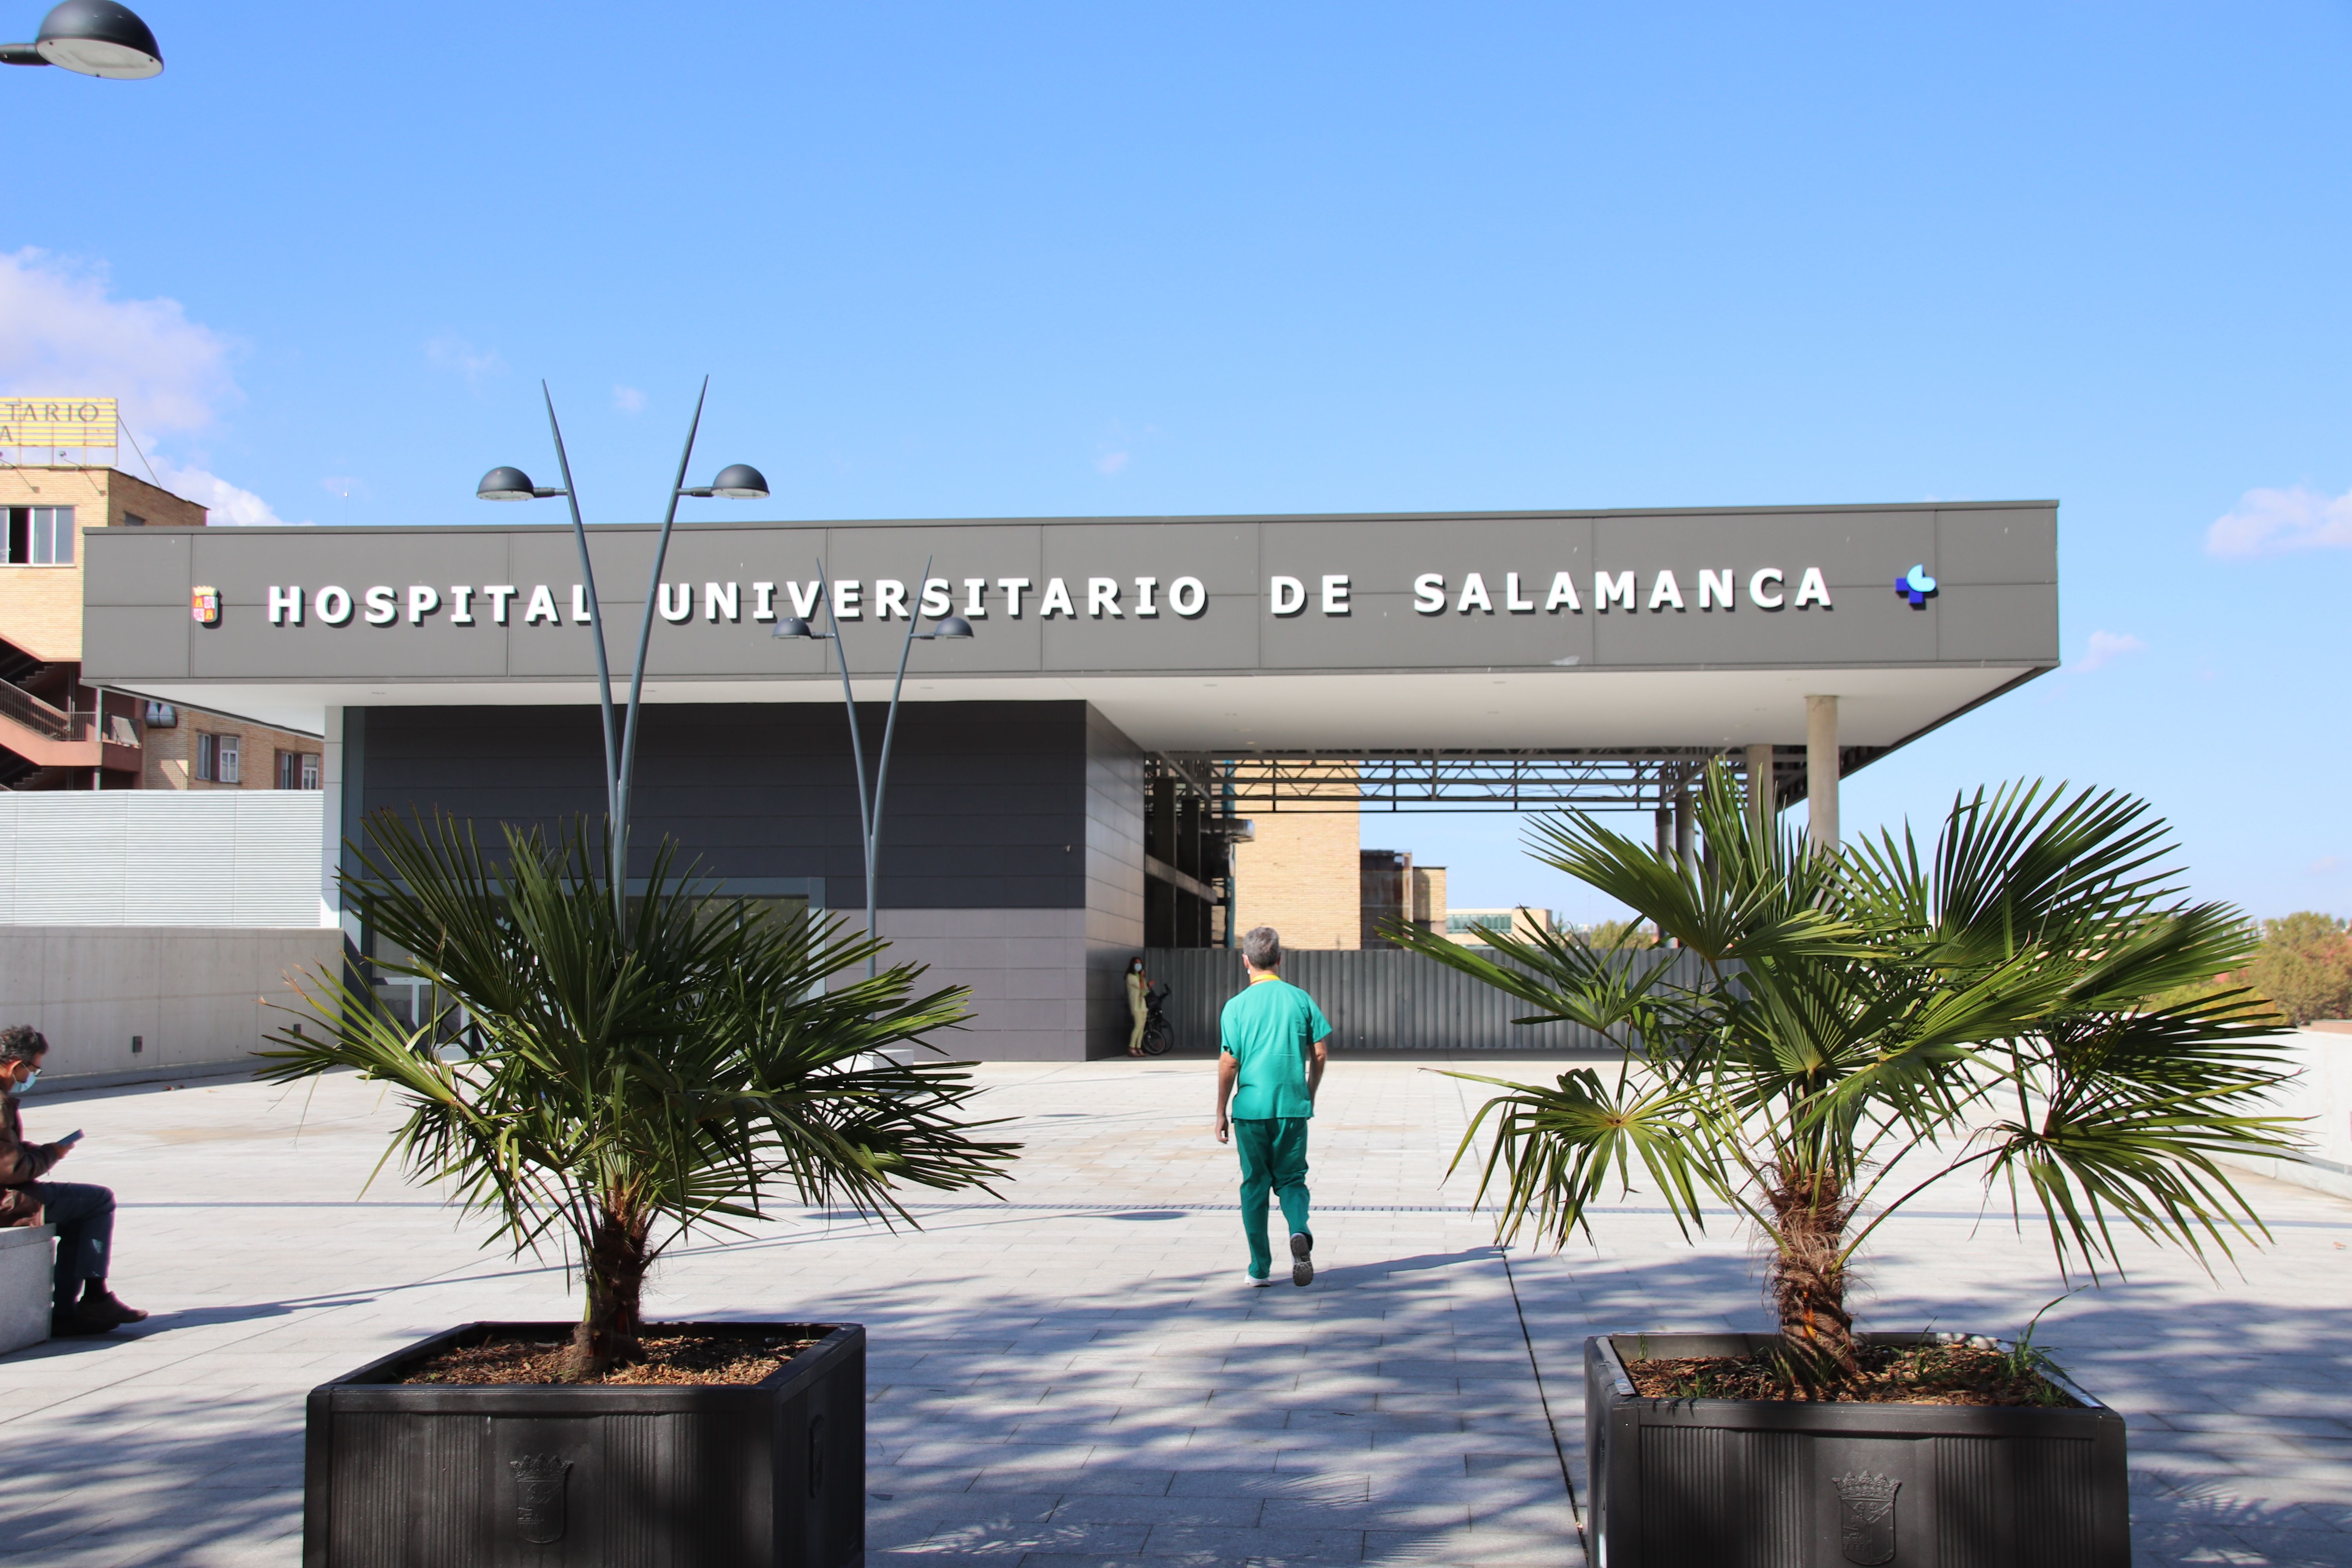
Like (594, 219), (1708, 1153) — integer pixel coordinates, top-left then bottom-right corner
(1219, 975), (1332, 1120)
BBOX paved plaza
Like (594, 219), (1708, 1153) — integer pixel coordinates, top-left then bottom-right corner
(1, 1054), (2348, 1565)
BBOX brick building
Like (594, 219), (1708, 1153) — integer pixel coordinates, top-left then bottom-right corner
(0, 462), (319, 790)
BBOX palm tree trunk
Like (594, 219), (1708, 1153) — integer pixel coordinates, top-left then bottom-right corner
(563, 1197), (651, 1380)
(1764, 1164), (1859, 1388)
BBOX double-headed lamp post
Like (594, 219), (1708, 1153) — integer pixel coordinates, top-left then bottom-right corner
(1, 1), (164, 77)
(773, 555), (973, 977)
(477, 380), (768, 918)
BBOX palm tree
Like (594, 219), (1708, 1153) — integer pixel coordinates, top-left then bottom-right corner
(1390, 766), (2298, 1381)
(260, 811), (1018, 1380)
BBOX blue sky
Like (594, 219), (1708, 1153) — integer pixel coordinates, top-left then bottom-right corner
(4, 3), (2347, 922)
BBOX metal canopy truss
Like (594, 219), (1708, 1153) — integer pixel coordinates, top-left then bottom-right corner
(1154, 747), (1882, 815)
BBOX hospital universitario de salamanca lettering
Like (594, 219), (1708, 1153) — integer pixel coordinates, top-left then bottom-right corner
(256, 567), (1838, 629)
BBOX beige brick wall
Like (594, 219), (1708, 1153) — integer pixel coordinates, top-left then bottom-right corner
(1230, 801), (1363, 951)
(1413, 865), (1446, 928)
(0, 467), (207, 662)
(142, 710), (321, 791)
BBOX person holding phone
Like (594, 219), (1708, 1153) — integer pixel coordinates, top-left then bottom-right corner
(0, 1026), (146, 1336)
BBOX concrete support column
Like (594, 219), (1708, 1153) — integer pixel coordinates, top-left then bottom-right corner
(320, 706), (351, 937)
(1672, 788), (1694, 872)
(1744, 743), (1775, 840)
(1806, 694), (1839, 853)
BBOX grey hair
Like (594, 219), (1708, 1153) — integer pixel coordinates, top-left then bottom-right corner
(1241, 926), (1282, 969)
(0, 1025), (47, 1065)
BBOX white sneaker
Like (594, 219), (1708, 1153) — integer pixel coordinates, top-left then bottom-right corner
(1247, 1273), (1274, 1288)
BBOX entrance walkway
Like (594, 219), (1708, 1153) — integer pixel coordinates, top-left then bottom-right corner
(1, 1058), (2348, 1565)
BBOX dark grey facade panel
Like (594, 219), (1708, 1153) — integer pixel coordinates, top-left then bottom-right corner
(350, 701), (1094, 911)
(1082, 704), (1149, 1047)
(85, 502), (2060, 686)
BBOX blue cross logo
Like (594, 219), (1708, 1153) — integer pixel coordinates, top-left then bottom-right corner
(1895, 564), (1938, 608)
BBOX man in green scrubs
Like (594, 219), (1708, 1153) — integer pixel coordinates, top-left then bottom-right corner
(1214, 926), (1331, 1286)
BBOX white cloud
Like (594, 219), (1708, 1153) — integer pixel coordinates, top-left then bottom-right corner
(2075, 630), (2147, 673)
(153, 459), (307, 527)
(425, 333), (506, 392)
(0, 252), (292, 526)
(2206, 485), (2352, 557)
(2310, 855), (2343, 876)
(612, 385), (646, 414)
(0, 247), (238, 435)
(1095, 450), (1130, 475)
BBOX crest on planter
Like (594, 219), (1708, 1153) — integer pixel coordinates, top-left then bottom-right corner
(1833, 1471), (1900, 1565)
(511, 1453), (572, 1544)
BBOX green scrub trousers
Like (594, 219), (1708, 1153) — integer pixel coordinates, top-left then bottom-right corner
(1233, 1116), (1311, 1278)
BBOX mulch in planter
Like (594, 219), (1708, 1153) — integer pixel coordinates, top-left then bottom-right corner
(399, 1330), (824, 1387)
(1625, 1340), (2080, 1407)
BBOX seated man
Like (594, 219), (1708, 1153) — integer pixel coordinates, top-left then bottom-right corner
(0, 1026), (146, 1336)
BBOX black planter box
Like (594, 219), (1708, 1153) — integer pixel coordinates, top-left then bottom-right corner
(1585, 1333), (2129, 1568)
(303, 1321), (864, 1568)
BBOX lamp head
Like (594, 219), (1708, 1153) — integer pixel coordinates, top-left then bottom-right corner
(932, 615), (975, 640)
(706, 463), (769, 500)
(771, 617), (816, 640)
(476, 466), (539, 502)
(34, 0), (162, 78)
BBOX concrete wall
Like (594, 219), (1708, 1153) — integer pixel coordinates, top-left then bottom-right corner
(2212, 1028), (2352, 1202)
(0, 926), (341, 1081)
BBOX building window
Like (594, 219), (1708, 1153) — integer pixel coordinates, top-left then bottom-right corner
(195, 732), (240, 784)
(277, 750), (321, 790)
(143, 701), (177, 728)
(123, 512), (145, 527)
(3, 505), (74, 564)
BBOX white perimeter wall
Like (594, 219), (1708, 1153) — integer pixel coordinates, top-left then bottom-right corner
(0, 792), (326, 927)
(2213, 1029), (2352, 1202)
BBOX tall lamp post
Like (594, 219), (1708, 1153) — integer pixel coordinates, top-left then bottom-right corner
(477, 379), (769, 918)
(1, 1), (165, 76)
(773, 555), (973, 976)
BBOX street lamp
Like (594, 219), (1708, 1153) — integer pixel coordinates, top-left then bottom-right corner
(0, 1), (163, 77)
(773, 555), (973, 976)
(477, 378), (768, 916)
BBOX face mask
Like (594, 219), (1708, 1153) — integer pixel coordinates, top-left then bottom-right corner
(6, 1068), (34, 1096)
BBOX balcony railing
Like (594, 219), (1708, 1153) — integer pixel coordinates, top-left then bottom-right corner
(0, 678), (138, 747)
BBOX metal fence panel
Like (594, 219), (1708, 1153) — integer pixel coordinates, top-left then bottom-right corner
(1144, 944), (1711, 1052)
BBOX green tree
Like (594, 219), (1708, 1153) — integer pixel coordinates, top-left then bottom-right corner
(260, 813), (1017, 1379)
(1575, 917), (1656, 950)
(1390, 767), (2298, 1380)
(2246, 912), (2352, 1025)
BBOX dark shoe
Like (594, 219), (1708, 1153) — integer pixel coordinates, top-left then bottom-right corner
(1290, 1232), (1314, 1287)
(70, 1291), (148, 1329)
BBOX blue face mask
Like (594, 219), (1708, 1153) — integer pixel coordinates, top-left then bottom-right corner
(6, 1068), (34, 1096)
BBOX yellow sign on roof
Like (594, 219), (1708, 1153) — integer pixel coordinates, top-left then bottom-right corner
(0, 397), (118, 450)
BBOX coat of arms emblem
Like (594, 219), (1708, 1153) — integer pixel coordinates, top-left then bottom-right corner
(511, 1453), (573, 1544)
(1833, 1470), (1900, 1564)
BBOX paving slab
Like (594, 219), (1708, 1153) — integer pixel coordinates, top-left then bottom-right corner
(2, 1057), (2350, 1564)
